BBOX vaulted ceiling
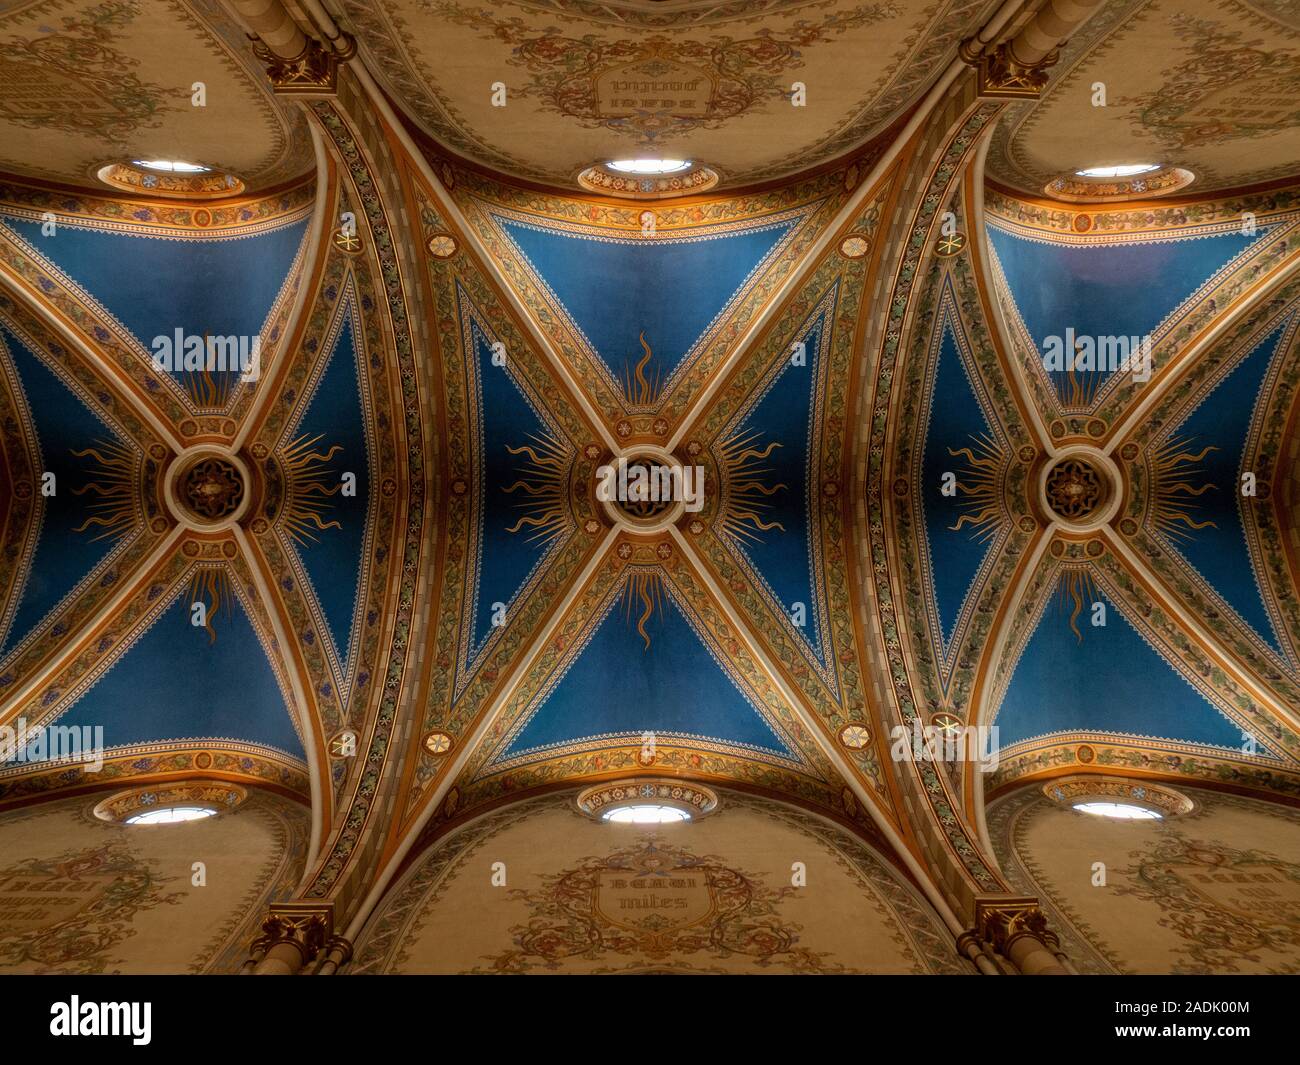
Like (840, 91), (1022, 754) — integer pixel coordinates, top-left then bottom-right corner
(0, 0), (1298, 946)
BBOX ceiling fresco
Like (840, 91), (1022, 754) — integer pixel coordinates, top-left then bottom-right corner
(0, 0), (1299, 980)
(337, 0), (1001, 186)
(961, 185), (1300, 806)
(0, 0), (313, 192)
(986, 0), (1300, 195)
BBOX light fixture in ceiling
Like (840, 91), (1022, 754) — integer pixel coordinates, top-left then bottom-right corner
(606, 158), (691, 175)
(125, 805), (219, 825)
(1074, 163), (1161, 179)
(97, 161), (245, 199)
(1071, 801), (1162, 821)
(1044, 165), (1194, 204)
(601, 804), (692, 824)
(132, 159), (212, 173)
(576, 779), (718, 821)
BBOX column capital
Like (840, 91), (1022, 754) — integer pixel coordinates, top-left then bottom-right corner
(250, 901), (334, 967)
(250, 34), (354, 97)
(963, 39), (1059, 99)
(973, 894), (1060, 956)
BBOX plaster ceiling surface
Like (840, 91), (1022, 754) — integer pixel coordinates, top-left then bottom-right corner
(986, 0), (1300, 195)
(0, 0), (313, 191)
(335, 0), (1002, 186)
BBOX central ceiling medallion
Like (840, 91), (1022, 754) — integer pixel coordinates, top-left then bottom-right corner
(1037, 447), (1121, 530)
(616, 457), (676, 523)
(165, 448), (252, 530)
(597, 447), (700, 533)
(183, 458), (244, 521)
(1044, 457), (1103, 520)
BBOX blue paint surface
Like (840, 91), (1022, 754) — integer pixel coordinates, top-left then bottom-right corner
(468, 305), (554, 656)
(504, 584), (791, 758)
(1165, 322), (1287, 653)
(3, 216), (307, 391)
(997, 585), (1249, 751)
(499, 216), (794, 384)
(0, 327), (119, 657)
(732, 308), (828, 663)
(290, 316), (370, 671)
(49, 591), (304, 758)
(921, 318), (995, 649)
(989, 225), (1261, 387)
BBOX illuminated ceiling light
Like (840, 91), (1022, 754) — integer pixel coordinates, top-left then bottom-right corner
(1074, 164), (1160, 179)
(601, 804), (692, 824)
(125, 806), (219, 825)
(606, 158), (691, 175)
(1072, 801), (1162, 820)
(132, 159), (211, 173)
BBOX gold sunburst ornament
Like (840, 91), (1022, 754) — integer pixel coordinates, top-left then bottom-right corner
(716, 430), (787, 544)
(936, 232), (966, 257)
(621, 331), (662, 407)
(71, 440), (138, 544)
(946, 433), (1004, 544)
(502, 431), (569, 548)
(1149, 436), (1218, 543)
(279, 434), (344, 545)
(185, 566), (234, 644)
(1057, 567), (1101, 643)
(620, 569), (666, 651)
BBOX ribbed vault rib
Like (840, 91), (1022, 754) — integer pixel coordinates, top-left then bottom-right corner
(1104, 225), (1300, 450)
(234, 130), (335, 452)
(0, 268), (183, 454)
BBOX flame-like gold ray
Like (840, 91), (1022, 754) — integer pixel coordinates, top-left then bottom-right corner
(280, 433), (344, 545)
(185, 566), (234, 645)
(717, 429), (787, 545)
(621, 331), (661, 407)
(70, 440), (138, 544)
(1150, 435), (1218, 543)
(946, 432), (1004, 545)
(621, 569), (665, 651)
(503, 431), (568, 548)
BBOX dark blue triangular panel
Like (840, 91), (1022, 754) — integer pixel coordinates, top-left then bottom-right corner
(1164, 322), (1288, 654)
(732, 307), (829, 664)
(502, 582), (791, 761)
(497, 215), (795, 385)
(0, 326), (122, 657)
(997, 582), (1255, 753)
(290, 314), (370, 676)
(48, 589), (304, 759)
(921, 316), (996, 650)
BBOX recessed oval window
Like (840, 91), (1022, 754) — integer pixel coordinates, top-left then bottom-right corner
(132, 159), (211, 173)
(1074, 164), (1160, 179)
(601, 804), (691, 824)
(125, 805), (219, 825)
(1072, 801), (1162, 820)
(606, 158), (691, 175)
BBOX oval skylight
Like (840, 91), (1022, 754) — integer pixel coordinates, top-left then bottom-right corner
(1072, 802), (1162, 820)
(607, 159), (691, 175)
(133, 159), (211, 173)
(126, 806), (218, 825)
(601, 804), (691, 824)
(1074, 164), (1160, 179)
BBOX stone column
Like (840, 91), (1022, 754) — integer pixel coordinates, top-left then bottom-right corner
(1009, 0), (1107, 66)
(961, 0), (1106, 98)
(224, 0), (306, 60)
(312, 936), (354, 976)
